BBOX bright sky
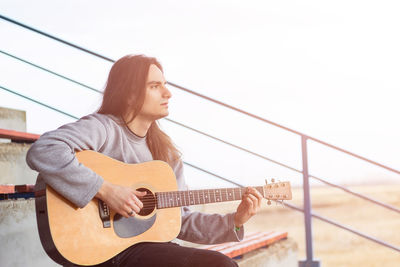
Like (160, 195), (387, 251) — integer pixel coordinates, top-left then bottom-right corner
(1, 0), (399, 188)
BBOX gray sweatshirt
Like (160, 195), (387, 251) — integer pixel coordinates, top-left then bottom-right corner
(26, 113), (243, 244)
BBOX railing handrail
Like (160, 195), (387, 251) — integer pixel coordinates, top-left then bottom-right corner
(283, 201), (400, 253)
(1, 14), (398, 177)
(0, 50), (102, 94)
(0, 15), (114, 63)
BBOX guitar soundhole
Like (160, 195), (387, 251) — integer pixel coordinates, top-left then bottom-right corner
(137, 188), (155, 216)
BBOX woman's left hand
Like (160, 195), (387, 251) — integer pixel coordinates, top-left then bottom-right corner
(234, 187), (263, 228)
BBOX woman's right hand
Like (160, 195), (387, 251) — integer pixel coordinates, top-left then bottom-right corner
(95, 181), (147, 218)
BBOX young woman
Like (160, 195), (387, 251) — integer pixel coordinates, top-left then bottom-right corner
(26, 54), (263, 267)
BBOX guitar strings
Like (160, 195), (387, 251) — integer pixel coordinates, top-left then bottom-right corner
(141, 189), (268, 198)
(138, 192), (247, 203)
(137, 195), (272, 206)
(144, 188), (263, 198)
(117, 194), (282, 211)
(137, 189), (269, 204)
(125, 187), (277, 208)
(106, 187), (284, 211)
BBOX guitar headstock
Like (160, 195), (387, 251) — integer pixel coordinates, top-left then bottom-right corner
(263, 180), (292, 204)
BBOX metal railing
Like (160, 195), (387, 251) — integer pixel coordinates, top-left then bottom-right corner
(1, 14), (399, 266)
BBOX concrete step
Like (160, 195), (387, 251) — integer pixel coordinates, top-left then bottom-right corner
(0, 106), (27, 132)
(198, 231), (297, 267)
(200, 231), (288, 258)
(0, 142), (38, 185)
(0, 199), (56, 267)
(0, 107), (38, 185)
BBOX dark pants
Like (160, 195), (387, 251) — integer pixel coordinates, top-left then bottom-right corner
(72, 242), (238, 267)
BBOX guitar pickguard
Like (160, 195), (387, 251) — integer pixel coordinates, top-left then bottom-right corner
(113, 213), (157, 238)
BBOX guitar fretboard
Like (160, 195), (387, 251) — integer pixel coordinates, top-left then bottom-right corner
(155, 187), (264, 209)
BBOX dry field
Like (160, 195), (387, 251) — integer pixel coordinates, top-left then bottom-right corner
(194, 184), (400, 267)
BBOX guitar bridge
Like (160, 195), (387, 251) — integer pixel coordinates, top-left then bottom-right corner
(98, 200), (111, 228)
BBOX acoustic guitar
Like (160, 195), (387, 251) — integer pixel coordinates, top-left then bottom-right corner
(35, 150), (292, 266)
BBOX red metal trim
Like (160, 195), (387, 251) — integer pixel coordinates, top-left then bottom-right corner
(15, 184), (35, 192)
(0, 184), (35, 193)
(0, 128), (40, 142)
(0, 185), (15, 193)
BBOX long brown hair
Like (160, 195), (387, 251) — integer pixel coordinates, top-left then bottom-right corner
(98, 54), (180, 166)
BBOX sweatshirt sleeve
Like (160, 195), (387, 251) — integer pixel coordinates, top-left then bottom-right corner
(174, 160), (244, 244)
(26, 114), (108, 208)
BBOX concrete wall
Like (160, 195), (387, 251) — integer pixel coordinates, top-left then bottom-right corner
(0, 142), (38, 185)
(0, 106), (53, 266)
(0, 106), (26, 132)
(236, 238), (298, 267)
(0, 106), (37, 184)
(0, 199), (57, 267)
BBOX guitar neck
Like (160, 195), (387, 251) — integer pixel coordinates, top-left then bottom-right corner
(155, 186), (264, 209)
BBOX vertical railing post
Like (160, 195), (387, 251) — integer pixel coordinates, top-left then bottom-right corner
(299, 136), (320, 267)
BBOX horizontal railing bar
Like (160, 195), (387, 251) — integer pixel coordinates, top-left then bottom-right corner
(164, 118), (302, 174)
(182, 161), (243, 187)
(1, 14), (399, 177)
(0, 50), (102, 94)
(307, 137), (400, 176)
(283, 202), (400, 253)
(0, 85), (78, 120)
(310, 175), (400, 214)
(167, 81), (306, 137)
(0, 14), (114, 63)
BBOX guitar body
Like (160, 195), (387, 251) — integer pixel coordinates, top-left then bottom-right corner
(35, 150), (181, 266)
